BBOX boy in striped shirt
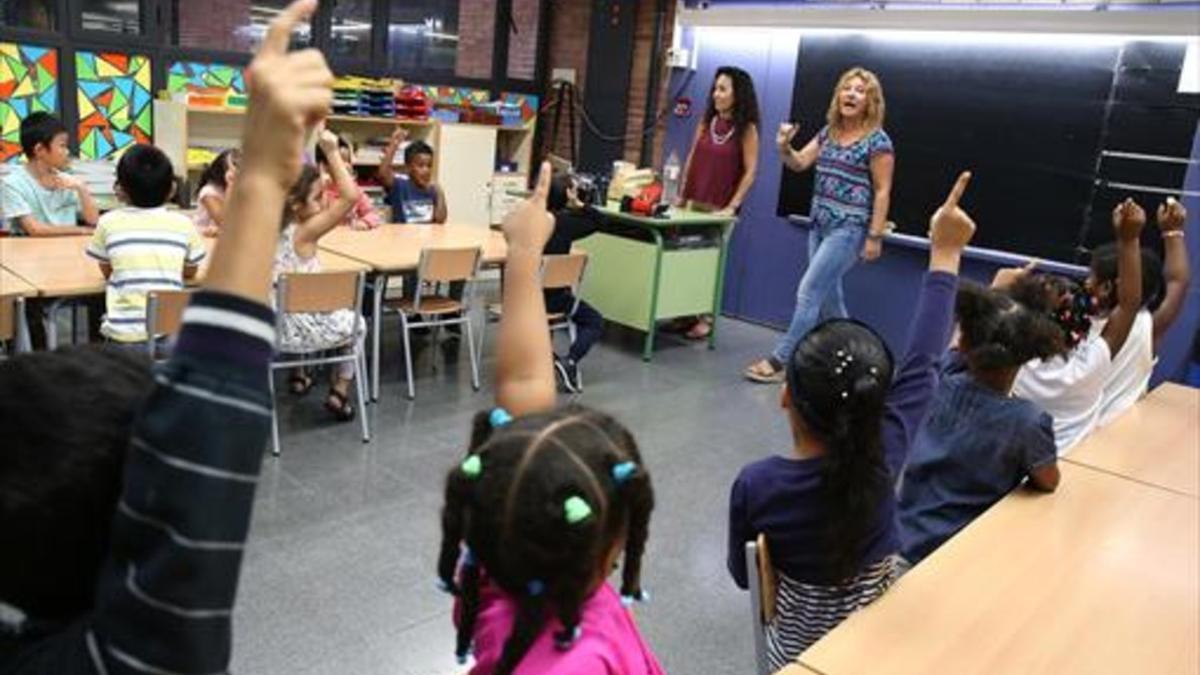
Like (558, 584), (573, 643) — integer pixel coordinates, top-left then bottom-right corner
(86, 144), (207, 348)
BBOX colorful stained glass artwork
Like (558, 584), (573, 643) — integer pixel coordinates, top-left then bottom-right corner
(499, 92), (539, 124)
(167, 61), (247, 97)
(1, 43), (59, 163)
(75, 51), (152, 160)
(416, 85), (490, 106)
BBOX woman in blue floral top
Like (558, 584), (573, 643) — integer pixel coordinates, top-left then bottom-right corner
(746, 67), (895, 383)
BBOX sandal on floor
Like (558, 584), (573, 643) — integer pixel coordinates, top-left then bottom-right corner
(324, 388), (356, 422)
(744, 359), (785, 384)
(289, 373), (315, 396)
(684, 319), (712, 341)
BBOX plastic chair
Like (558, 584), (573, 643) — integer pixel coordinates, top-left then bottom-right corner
(0, 294), (29, 355)
(144, 289), (193, 359)
(745, 534), (778, 675)
(477, 251), (589, 358)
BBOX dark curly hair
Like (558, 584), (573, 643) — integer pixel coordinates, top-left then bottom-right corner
(437, 406), (655, 674)
(703, 65), (761, 140)
(955, 281), (1070, 371)
(1089, 243), (1165, 312)
(786, 319), (894, 583)
(195, 148), (240, 197)
(1007, 273), (1095, 351)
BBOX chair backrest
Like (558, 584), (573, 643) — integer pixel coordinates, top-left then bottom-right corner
(745, 534), (778, 675)
(146, 289), (193, 340)
(418, 246), (481, 284)
(541, 252), (588, 293)
(278, 270), (364, 314)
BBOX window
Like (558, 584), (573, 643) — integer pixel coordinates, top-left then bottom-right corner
(387, 0), (494, 80)
(79, 0), (142, 35)
(330, 0), (373, 64)
(173, 0), (310, 54)
(1, 0), (58, 32)
(506, 0), (539, 81)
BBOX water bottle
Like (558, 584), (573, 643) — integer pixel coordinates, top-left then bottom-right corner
(662, 151), (682, 206)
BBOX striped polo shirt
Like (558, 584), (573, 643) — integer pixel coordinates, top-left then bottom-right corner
(86, 206), (207, 342)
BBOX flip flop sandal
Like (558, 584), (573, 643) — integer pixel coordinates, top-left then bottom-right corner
(324, 389), (356, 422)
(744, 360), (785, 384)
(684, 320), (712, 340)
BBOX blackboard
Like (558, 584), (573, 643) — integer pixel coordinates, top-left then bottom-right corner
(777, 36), (1198, 264)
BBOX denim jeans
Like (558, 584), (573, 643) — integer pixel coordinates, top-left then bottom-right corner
(771, 222), (866, 364)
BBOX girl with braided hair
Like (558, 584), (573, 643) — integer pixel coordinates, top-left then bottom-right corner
(727, 172), (977, 670)
(436, 163), (662, 675)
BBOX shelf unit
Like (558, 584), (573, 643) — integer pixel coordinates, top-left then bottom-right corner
(154, 100), (537, 227)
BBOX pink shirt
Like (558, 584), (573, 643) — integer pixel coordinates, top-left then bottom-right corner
(322, 184), (381, 229)
(465, 578), (664, 675)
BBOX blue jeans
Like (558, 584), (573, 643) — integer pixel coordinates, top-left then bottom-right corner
(771, 223), (866, 364)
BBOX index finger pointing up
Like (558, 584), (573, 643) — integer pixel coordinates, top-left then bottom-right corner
(261, 0), (316, 56)
(530, 161), (552, 207)
(944, 171), (972, 209)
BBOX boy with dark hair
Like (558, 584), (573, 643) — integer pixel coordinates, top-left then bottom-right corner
(0, 2), (334, 671)
(86, 145), (207, 347)
(2, 111), (99, 236)
(545, 171), (606, 393)
(379, 128), (446, 224)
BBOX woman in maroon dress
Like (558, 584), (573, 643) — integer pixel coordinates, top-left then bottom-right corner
(675, 65), (761, 340)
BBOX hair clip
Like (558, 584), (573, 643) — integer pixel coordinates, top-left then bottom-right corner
(612, 461), (638, 485)
(869, 366), (879, 376)
(489, 407), (514, 428)
(554, 625), (582, 650)
(841, 391), (850, 399)
(460, 455), (482, 479)
(527, 579), (546, 597)
(563, 496), (593, 524)
(836, 349), (846, 358)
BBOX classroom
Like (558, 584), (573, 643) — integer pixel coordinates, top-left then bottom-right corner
(1, 1), (1198, 674)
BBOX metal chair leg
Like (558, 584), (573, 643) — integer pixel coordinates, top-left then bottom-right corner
(355, 350), (370, 443)
(401, 314), (415, 400)
(465, 317), (480, 391)
(268, 368), (281, 457)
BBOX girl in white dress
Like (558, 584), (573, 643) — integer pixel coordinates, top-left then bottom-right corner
(275, 128), (365, 421)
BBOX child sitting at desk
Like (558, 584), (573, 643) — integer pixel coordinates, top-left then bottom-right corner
(192, 148), (240, 236)
(896, 276), (1072, 568)
(86, 144), (207, 350)
(545, 172), (605, 394)
(276, 127), (366, 421)
(315, 134), (380, 230)
(727, 172), (976, 670)
(1095, 197), (1190, 426)
(0, 3), (332, 670)
(379, 127), (446, 225)
(1011, 198), (1146, 454)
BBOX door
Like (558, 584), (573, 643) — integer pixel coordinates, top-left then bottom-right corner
(436, 124), (497, 227)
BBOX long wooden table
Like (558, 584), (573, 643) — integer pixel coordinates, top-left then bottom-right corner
(1064, 383), (1199, 497)
(0, 268), (36, 351)
(795, 460), (1199, 675)
(0, 235), (368, 347)
(319, 224), (507, 399)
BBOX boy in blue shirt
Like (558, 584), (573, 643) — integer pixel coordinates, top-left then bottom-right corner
(379, 128), (446, 224)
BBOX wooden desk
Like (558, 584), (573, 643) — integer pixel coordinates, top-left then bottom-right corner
(319, 224), (507, 399)
(1065, 383), (1199, 497)
(0, 268), (37, 297)
(799, 462), (1199, 675)
(0, 235), (368, 348)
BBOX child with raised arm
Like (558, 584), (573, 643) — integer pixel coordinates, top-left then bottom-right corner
(436, 163), (663, 675)
(192, 148), (240, 236)
(1011, 198), (1146, 453)
(316, 133), (380, 230)
(727, 172), (977, 670)
(0, 3), (334, 671)
(275, 127), (366, 421)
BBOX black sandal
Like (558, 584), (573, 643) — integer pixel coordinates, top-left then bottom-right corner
(324, 388), (355, 422)
(289, 373), (315, 396)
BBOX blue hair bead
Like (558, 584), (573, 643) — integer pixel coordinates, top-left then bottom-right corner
(527, 579), (546, 597)
(461, 547), (476, 568)
(621, 588), (651, 607)
(611, 461), (638, 485)
(489, 407), (514, 428)
(456, 653), (468, 665)
(435, 578), (455, 595)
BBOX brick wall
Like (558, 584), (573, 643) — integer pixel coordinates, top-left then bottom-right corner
(456, 0), (496, 80)
(177, 0), (252, 53)
(507, 0), (541, 80)
(540, 0), (675, 169)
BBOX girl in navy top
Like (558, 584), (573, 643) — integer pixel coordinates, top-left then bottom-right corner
(728, 172), (976, 669)
(897, 278), (1072, 566)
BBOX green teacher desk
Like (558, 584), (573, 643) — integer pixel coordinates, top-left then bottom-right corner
(576, 205), (736, 361)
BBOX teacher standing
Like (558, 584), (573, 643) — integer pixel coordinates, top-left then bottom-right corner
(675, 65), (760, 341)
(745, 67), (894, 383)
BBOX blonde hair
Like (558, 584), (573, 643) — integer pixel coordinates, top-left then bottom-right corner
(826, 67), (886, 131)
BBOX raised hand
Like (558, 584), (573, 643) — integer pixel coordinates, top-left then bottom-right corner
(317, 125), (339, 150)
(502, 161), (555, 253)
(1156, 196), (1186, 233)
(241, 0), (333, 190)
(1112, 198), (1146, 241)
(389, 126), (409, 147)
(776, 122), (798, 149)
(929, 171), (976, 252)
(991, 258), (1038, 290)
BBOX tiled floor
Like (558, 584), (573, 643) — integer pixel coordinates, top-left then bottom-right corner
(232, 297), (792, 674)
